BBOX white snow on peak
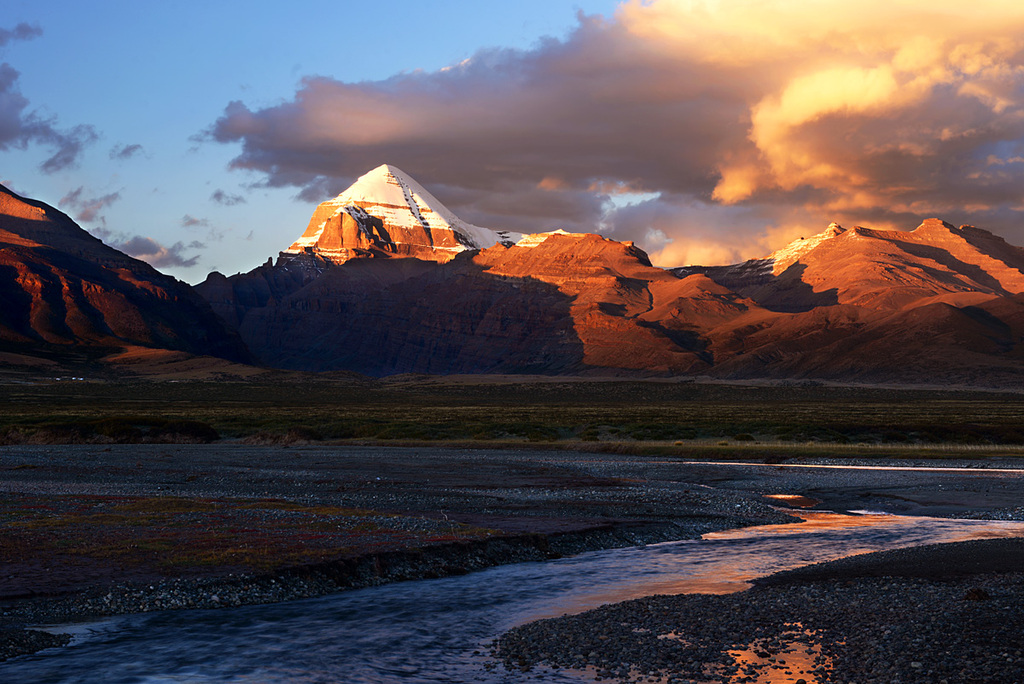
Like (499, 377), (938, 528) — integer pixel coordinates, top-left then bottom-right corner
(294, 164), (521, 254)
(768, 222), (846, 274)
(514, 229), (587, 248)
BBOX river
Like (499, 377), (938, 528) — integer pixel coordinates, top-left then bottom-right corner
(6, 510), (1024, 683)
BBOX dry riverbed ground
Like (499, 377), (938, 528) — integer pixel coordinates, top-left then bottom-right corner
(0, 444), (793, 661)
(2, 444), (1024, 682)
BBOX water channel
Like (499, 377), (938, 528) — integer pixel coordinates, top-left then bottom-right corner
(5, 509), (1024, 684)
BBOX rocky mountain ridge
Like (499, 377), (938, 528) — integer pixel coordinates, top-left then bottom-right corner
(7, 164), (1024, 387)
(674, 218), (1024, 312)
(0, 183), (249, 363)
(197, 164), (1024, 385)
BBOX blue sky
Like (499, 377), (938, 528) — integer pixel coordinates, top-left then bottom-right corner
(5, 1), (1024, 281)
(1, 1), (620, 280)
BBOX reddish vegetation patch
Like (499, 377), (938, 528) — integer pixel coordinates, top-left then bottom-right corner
(0, 493), (495, 598)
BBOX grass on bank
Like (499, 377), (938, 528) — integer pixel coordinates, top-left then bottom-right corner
(0, 493), (496, 576)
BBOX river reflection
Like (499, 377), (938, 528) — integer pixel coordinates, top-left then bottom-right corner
(762, 494), (820, 508)
(728, 622), (830, 684)
(526, 510), (1024, 608)
(6, 511), (1024, 683)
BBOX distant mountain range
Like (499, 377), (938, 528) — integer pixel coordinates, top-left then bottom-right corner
(6, 166), (1024, 386)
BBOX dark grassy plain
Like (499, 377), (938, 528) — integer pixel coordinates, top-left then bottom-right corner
(4, 373), (1024, 455)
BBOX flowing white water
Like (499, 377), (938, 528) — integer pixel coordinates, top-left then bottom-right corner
(5, 511), (1024, 684)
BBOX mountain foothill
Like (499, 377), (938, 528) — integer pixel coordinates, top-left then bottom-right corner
(5, 164), (1024, 387)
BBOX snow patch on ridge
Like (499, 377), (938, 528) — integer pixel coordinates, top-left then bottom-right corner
(768, 222), (846, 274)
(515, 229), (588, 248)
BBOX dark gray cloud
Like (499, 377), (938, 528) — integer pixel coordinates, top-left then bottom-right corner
(0, 64), (33, 144)
(58, 186), (121, 225)
(109, 143), (143, 160)
(206, 14), (739, 235)
(89, 223), (207, 269)
(0, 23), (41, 47)
(429, 181), (610, 234)
(210, 189), (246, 205)
(181, 213), (228, 242)
(38, 124), (98, 173)
(0, 60), (97, 174)
(181, 214), (209, 228)
(110, 236), (201, 268)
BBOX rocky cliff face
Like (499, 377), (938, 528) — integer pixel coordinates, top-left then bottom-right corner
(0, 184), (249, 362)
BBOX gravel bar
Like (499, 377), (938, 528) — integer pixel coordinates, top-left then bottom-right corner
(496, 538), (1024, 683)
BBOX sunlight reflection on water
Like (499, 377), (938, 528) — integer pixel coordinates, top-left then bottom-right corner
(524, 510), (1024, 612)
(727, 622), (831, 684)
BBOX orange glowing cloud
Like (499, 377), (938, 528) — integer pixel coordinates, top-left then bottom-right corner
(619, 0), (1024, 210)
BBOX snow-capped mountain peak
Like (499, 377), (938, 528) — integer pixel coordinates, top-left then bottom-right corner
(283, 164), (522, 264)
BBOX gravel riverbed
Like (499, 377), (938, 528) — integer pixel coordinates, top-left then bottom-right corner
(0, 444), (793, 662)
(4, 445), (1024, 677)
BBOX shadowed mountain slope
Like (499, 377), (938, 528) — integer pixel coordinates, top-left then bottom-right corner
(0, 184), (249, 363)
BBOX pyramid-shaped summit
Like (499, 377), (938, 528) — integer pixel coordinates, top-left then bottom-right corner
(283, 164), (521, 264)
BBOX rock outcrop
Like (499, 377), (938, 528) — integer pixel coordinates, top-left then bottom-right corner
(675, 219), (1024, 312)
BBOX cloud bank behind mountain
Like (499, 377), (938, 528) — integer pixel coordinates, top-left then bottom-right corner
(208, 0), (1024, 266)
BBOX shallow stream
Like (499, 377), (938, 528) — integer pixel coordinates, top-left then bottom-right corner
(6, 510), (1024, 683)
